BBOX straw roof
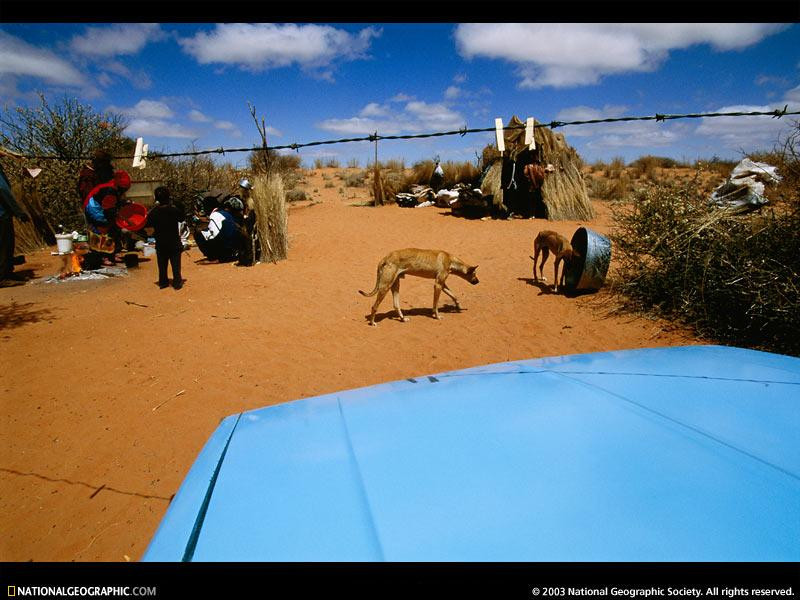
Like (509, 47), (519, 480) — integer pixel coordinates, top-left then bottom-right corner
(481, 116), (594, 221)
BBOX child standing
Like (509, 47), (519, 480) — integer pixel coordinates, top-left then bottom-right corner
(145, 187), (183, 290)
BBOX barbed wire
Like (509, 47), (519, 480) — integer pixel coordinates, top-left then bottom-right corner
(4, 106), (798, 162)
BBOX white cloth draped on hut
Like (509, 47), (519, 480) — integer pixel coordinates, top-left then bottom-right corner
(480, 116), (594, 220)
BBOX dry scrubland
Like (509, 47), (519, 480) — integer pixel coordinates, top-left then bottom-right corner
(0, 165), (713, 562)
(3, 137), (800, 561)
(3, 96), (796, 561)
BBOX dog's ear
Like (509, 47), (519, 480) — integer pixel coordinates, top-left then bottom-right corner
(469, 265), (478, 272)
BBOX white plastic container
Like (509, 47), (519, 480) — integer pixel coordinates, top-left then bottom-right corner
(142, 244), (156, 258)
(55, 234), (73, 254)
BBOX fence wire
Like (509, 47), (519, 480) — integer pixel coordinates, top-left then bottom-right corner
(4, 106), (799, 162)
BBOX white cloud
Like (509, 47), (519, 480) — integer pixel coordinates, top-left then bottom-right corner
(555, 104), (680, 149)
(317, 116), (392, 135)
(455, 23), (788, 89)
(318, 99), (465, 135)
(694, 101), (800, 149)
(108, 99), (199, 139)
(785, 85), (800, 103)
(97, 72), (113, 88)
(265, 126), (282, 137)
(755, 75), (790, 87)
(189, 109), (212, 123)
(405, 101), (464, 129)
(102, 60), (152, 90)
(178, 24), (380, 73)
(360, 102), (390, 118)
(214, 120), (242, 138)
(214, 120), (242, 137)
(125, 118), (200, 139)
(69, 24), (166, 57)
(0, 31), (86, 87)
(108, 99), (174, 120)
(444, 85), (461, 99)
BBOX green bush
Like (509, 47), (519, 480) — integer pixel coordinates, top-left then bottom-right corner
(0, 94), (132, 231)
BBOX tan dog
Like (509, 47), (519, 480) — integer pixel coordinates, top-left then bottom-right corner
(359, 248), (479, 326)
(531, 230), (579, 293)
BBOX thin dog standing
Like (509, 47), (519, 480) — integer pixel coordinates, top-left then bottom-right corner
(359, 248), (479, 326)
(531, 230), (579, 294)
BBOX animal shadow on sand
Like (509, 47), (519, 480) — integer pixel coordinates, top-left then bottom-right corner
(518, 277), (557, 296)
(517, 277), (595, 298)
(369, 303), (463, 325)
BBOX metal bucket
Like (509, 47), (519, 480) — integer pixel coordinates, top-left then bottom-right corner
(564, 227), (612, 292)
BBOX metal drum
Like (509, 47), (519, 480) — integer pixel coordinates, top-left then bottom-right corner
(564, 226), (612, 292)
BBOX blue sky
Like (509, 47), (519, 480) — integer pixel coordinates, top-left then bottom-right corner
(1, 23), (799, 168)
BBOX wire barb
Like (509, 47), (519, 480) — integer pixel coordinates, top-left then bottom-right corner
(772, 104), (789, 119)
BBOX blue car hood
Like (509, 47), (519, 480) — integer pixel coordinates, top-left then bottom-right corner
(144, 345), (800, 561)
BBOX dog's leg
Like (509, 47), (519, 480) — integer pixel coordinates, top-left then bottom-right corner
(553, 255), (562, 293)
(532, 246), (540, 282)
(539, 248), (550, 283)
(441, 283), (461, 310)
(391, 278), (409, 322)
(432, 281), (444, 319)
(369, 285), (391, 326)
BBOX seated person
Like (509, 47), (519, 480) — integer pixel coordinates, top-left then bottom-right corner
(193, 198), (243, 262)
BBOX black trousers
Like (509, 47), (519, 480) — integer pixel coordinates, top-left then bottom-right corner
(0, 214), (15, 278)
(156, 247), (182, 286)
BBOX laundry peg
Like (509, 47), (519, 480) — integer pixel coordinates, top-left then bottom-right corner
(495, 118), (505, 156)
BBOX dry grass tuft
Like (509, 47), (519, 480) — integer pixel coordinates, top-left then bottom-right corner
(251, 173), (289, 262)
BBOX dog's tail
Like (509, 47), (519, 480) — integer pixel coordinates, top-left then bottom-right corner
(358, 272), (380, 297)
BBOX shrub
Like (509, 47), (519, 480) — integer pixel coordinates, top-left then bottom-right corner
(629, 155), (679, 181)
(324, 158), (340, 168)
(610, 170), (800, 355)
(694, 156), (738, 181)
(382, 158), (405, 171)
(286, 188), (308, 202)
(0, 94), (132, 232)
(606, 156), (626, 178)
(347, 158), (360, 168)
(406, 159), (480, 190)
(342, 170), (367, 187)
(587, 173), (632, 201)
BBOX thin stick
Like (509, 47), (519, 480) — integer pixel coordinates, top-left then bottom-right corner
(152, 389), (185, 412)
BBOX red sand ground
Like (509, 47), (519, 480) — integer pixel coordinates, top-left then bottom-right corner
(0, 169), (703, 561)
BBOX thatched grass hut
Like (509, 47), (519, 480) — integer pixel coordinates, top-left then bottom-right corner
(481, 116), (594, 220)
